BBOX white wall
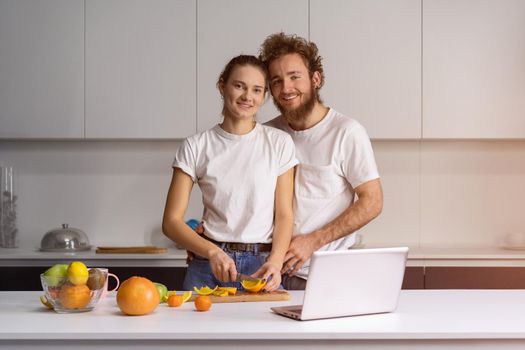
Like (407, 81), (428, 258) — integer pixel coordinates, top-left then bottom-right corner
(2, 139), (525, 249)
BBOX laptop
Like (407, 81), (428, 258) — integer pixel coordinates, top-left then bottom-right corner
(271, 247), (409, 321)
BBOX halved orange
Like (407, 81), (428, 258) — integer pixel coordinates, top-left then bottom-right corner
(241, 279), (267, 293)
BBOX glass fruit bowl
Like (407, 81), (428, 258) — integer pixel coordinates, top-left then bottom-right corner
(40, 268), (107, 313)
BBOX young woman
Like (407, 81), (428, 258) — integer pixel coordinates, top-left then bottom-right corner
(162, 55), (297, 291)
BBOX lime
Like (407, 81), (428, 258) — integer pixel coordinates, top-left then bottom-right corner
(154, 283), (168, 302)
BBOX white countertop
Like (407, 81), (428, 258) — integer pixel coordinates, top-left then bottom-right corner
(2, 246), (525, 267)
(2, 290), (525, 340)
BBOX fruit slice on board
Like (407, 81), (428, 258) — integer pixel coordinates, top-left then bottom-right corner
(241, 278), (267, 293)
(216, 287), (237, 295)
(212, 289), (229, 297)
(193, 285), (218, 295)
(181, 291), (193, 302)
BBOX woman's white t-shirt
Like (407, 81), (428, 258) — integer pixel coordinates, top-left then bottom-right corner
(173, 123), (298, 244)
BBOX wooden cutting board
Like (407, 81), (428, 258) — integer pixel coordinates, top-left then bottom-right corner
(96, 246), (168, 254)
(189, 290), (290, 303)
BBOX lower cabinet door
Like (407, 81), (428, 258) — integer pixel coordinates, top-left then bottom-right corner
(425, 267), (525, 289)
(0, 266), (186, 291)
(402, 267), (425, 289)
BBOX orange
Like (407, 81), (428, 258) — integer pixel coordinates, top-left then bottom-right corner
(194, 295), (212, 312)
(167, 294), (184, 307)
(116, 276), (160, 316)
(59, 284), (92, 309)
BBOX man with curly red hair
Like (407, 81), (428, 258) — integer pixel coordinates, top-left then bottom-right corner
(260, 33), (384, 290)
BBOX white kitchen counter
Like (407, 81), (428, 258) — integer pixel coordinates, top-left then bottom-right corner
(1, 290), (525, 349)
(2, 246), (525, 267)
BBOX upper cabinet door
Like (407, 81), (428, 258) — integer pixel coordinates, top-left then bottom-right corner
(197, 0), (308, 132)
(0, 0), (84, 139)
(310, 0), (422, 139)
(423, 0), (525, 139)
(85, 0), (196, 139)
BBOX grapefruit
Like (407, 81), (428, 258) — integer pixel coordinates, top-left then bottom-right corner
(116, 276), (159, 316)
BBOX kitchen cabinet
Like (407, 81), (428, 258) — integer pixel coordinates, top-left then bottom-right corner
(0, 0), (84, 138)
(310, 0), (421, 139)
(197, 0), (308, 132)
(402, 266), (424, 289)
(0, 266), (186, 291)
(423, 0), (525, 138)
(425, 267), (525, 289)
(85, 0), (196, 139)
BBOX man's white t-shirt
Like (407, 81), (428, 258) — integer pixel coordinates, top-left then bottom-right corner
(267, 108), (380, 278)
(173, 123), (298, 244)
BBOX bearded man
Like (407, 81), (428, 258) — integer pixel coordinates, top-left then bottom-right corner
(260, 33), (384, 290)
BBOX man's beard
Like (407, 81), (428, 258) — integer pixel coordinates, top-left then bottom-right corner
(274, 85), (318, 124)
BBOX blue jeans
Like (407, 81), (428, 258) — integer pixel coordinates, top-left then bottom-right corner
(183, 247), (270, 290)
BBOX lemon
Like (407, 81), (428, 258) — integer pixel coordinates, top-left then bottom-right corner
(241, 278), (267, 293)
(39, 295), (53, 309)
(193, 285), (218, 295)
(67, 261), (89, 285)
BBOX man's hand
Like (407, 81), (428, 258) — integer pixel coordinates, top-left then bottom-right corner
(281, 234), (321, 276)
(252, 261), (282, 291)
(208, 249), (237, 282)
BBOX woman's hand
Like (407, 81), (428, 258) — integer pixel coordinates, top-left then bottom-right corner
(208, 248), (237, 282)
(253, 260), (282, 291)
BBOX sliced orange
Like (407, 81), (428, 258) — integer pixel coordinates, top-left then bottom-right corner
(193, 285), (218, 295)
(241, 278), (267, 293)
(216, 287), (237, 295)
(212, 289), (229, 297)
(181, 291), (192, 302)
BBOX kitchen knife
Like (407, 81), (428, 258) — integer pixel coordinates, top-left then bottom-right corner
(235, 273), (265, 283)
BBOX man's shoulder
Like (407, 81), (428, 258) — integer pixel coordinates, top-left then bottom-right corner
(328, 109), (364, 132)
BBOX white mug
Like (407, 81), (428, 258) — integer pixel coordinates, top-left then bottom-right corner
(96, 268), (120, 299)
